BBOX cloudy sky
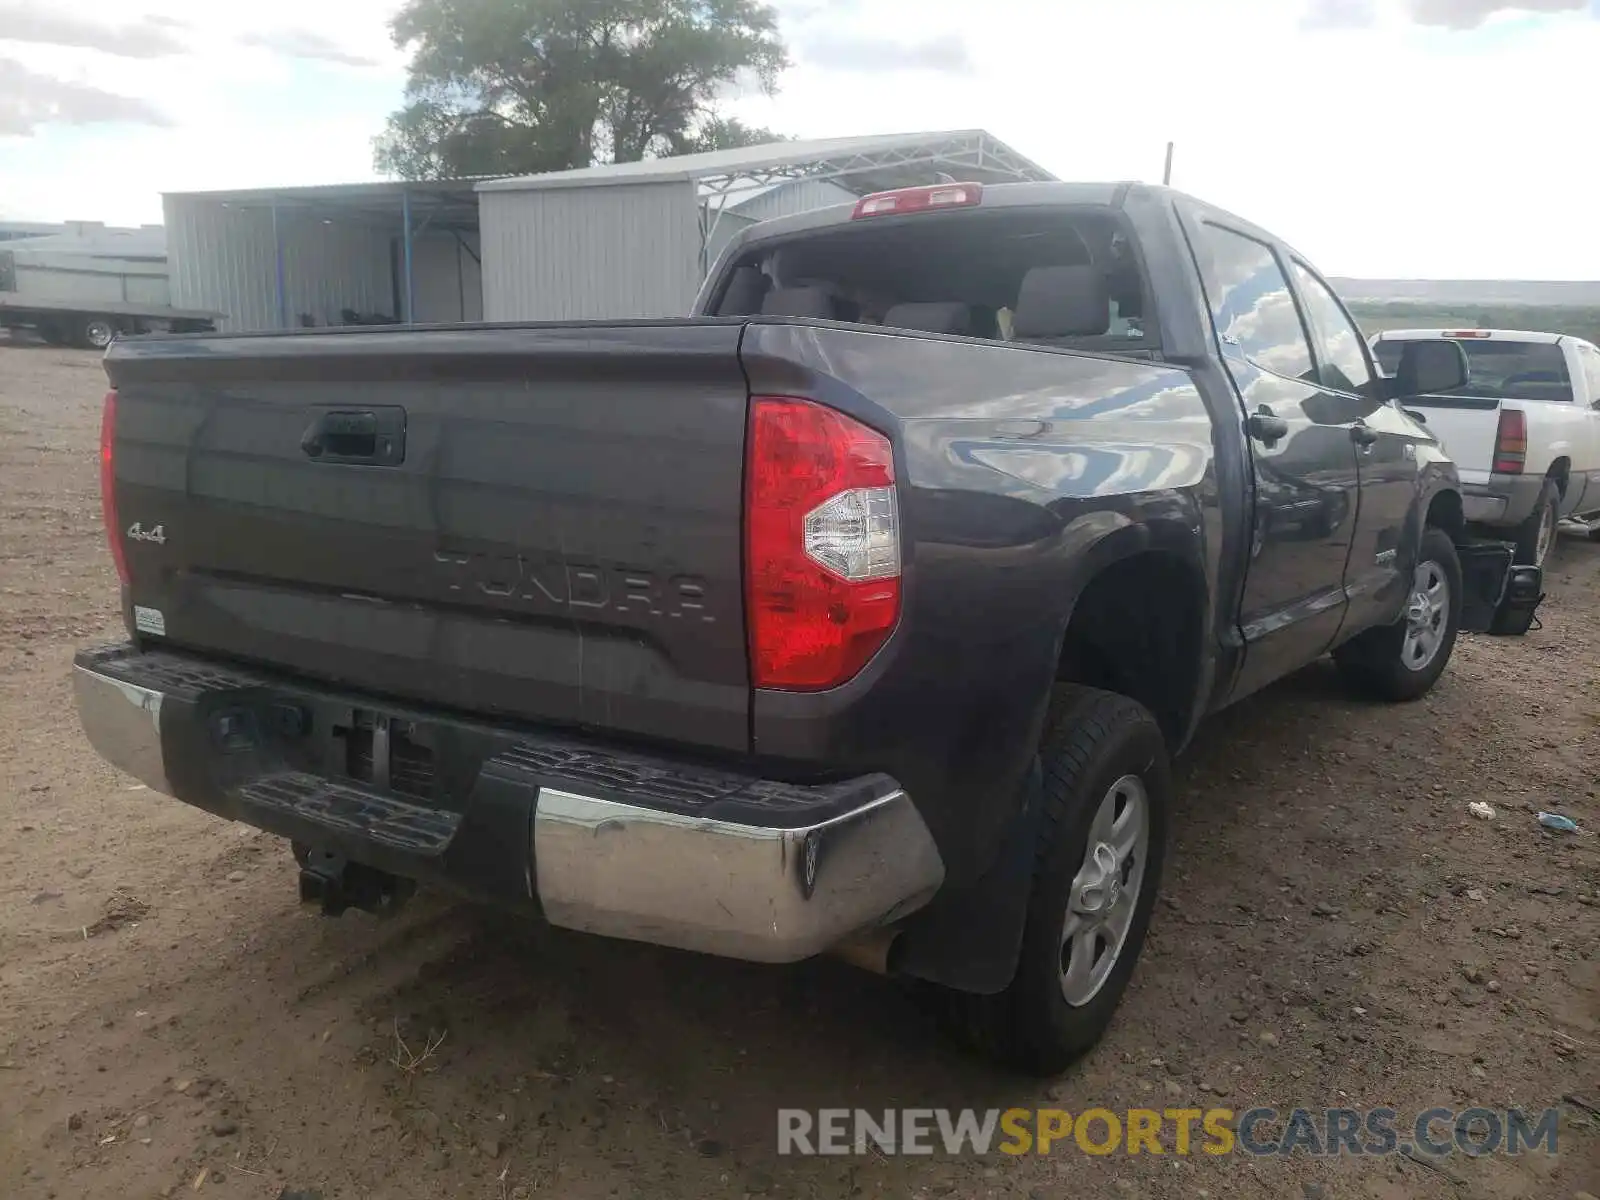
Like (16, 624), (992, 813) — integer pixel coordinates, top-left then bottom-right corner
(1, 0), (1596, 279)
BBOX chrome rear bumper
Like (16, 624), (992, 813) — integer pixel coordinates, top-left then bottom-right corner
(72, 664), (171, 795)
(72, 647), (945, 963)
(534, 787), (943, 962)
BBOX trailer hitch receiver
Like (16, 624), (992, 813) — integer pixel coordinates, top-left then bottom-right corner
(297, 847), (415, 918)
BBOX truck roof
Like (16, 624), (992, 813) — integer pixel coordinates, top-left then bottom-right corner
(717, 180), (1308, 266)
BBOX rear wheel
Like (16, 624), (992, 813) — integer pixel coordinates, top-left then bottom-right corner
(1334, 526), (1462, 701)
(1512, 479), (1560, 568)
(937, 686), (1169, 1076)
(80, 317), (117, 350)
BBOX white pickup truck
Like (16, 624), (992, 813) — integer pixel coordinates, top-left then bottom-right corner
(1370, 328), (1600, 566)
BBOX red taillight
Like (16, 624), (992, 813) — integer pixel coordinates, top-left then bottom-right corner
(745, 397), (901, 691)
(100, 389), (129, 585)
(852, 182), (983, 220)
(1492, 408), (1527, 475)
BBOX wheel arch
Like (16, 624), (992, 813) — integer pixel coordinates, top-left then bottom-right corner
(889, 518), (1211, 998)
(1425, 487), (1465, 540)
(1052, 536), (1210, 751)
(1548, 456), (1572, 497)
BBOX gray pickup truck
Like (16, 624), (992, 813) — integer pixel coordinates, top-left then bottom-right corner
(74, 181), (1538, 1075)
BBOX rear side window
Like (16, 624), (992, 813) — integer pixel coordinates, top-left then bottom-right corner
(1575, 341), (1600, 405)
(1379, 339), (1573, 402)
(1194, 224), (1313, 382)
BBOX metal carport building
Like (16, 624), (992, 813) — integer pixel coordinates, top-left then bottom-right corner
(163, 180), (486, 333)
(475, 129), (1054, 322)
(162, 129), (1051, 332)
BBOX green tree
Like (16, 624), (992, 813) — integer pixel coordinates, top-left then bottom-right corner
(373, 0), (789, 180)
(670, 114), (791, 155)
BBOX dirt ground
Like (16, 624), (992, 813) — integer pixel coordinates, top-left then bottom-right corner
(0, 337), (1595, 1200)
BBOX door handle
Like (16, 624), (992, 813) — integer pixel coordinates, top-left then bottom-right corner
(1351, 423), (1378, 448)
(302, 411), (375, 459)
(1247, 409), (1289, 444)
(300, 407), (406, 465)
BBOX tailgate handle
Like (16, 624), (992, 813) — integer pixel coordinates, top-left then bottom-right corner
(301, 407), (406, 466)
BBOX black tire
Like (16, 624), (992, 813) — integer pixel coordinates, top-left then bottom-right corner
(937, 685), (1170, 1076)
(1334, 526), (1462, 701)
(1511, 479), (1560, 568)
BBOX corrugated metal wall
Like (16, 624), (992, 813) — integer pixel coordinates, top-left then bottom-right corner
(480, 180), (702, 321)
(412, 233), (482, 324)
(165, 197), (396, 331)
(700, 180), (857, 283)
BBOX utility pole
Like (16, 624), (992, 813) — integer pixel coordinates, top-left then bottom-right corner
(1162, 141), (1174, 186)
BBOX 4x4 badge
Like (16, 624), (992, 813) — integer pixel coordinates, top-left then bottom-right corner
(126, 522), (167, 545)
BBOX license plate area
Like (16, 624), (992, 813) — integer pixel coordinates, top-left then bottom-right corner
(335, 709), (437, 800)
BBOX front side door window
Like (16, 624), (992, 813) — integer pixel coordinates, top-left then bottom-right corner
(1289, 261), (1376, 403)
(1290, 259), (1420, 624)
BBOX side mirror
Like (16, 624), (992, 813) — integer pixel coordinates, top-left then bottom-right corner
(1391, 340), (1468, 399)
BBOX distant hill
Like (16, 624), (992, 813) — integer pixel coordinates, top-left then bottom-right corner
(1332, 278), (1600, 306)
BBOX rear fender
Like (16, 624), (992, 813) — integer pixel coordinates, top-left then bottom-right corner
(891, 518), (1210, 995)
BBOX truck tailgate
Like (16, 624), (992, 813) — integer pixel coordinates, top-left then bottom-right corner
(1407, 397), (1498, 476)
(103, 323), (752, 751)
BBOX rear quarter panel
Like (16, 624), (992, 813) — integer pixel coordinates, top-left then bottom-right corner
(739, 322), (1223, 882)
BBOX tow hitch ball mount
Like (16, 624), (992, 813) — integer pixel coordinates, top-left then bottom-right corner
(296, 846), (415, 918)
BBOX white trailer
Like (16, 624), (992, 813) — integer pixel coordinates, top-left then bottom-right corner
(0, 225), (220, 348)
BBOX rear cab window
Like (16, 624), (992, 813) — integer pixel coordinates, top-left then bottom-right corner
(709, 205), (1162, 358)
(1374, 337), (1574, 403)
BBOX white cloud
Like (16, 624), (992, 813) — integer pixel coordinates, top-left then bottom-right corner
(238, 29), (381, 67)
(0, 57), (170, 135)
(0, 0), (404, 222)
(1302, 0), (1590, 27)
(0, 7), (189, 57)
(796, 31), (974, 73)
(733, 0), (1599, 279)
(1407, 0), (1588, 28)
(2, 0), (1597, 281)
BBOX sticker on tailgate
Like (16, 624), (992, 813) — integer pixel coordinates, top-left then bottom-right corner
(133, 606), (166, 636)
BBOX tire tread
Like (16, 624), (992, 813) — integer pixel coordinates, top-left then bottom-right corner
(938, 684), (1166, 1072)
